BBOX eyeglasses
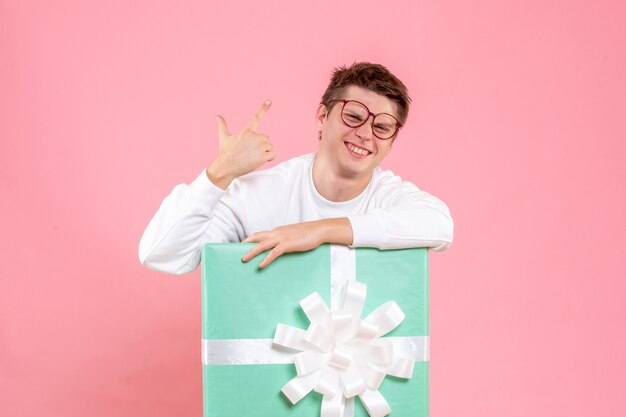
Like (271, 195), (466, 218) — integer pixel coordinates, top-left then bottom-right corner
(330, 99), (402, 140)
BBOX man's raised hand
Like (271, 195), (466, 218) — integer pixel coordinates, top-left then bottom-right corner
(206, 100), (275, 189)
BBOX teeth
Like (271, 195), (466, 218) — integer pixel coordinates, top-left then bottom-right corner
(347, 143), (370, 156)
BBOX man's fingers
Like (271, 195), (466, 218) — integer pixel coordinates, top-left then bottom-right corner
(246, 100), (272, 131)
(242, 245), (265, 263)
(242, 232), (263, 244)
(241, 237), (276, 262)
(259, 246), (284, 268)
(216, 115), (230, 138)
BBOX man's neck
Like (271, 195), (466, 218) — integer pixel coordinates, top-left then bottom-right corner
(312, 154), (372, 202)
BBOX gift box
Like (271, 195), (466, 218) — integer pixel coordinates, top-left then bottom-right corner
(201, 243), (429, 417)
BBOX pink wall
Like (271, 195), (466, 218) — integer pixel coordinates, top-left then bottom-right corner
(2, 1), (625, 416)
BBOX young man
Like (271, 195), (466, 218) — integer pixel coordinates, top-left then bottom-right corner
(139, 62), (453, 274)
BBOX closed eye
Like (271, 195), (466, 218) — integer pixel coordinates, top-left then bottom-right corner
(345, 113), (365, 123)
(374, 124), (394, 133)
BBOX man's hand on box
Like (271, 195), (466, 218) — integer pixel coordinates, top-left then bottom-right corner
(241, 218), (353, 268)
(206, 100), (275, 189)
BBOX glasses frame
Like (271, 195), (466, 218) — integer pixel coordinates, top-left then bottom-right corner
(329, 99), (403, 140)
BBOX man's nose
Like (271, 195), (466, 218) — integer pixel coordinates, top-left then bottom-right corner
(355, 115), (374, 140)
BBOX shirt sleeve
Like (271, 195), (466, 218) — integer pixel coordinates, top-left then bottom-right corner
(138, 170), (246, 274)
(347, 179), (454, 251)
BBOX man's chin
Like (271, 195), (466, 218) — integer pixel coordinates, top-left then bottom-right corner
(337, 160), (373, 181)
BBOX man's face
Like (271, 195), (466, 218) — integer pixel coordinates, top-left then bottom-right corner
(316, 85), (397, 181)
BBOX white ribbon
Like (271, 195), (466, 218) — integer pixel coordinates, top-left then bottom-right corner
(274, 280), (416, 417)
(202, 336), (428, 365)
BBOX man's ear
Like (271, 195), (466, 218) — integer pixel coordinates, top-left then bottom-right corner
(315, 104), (328, 130)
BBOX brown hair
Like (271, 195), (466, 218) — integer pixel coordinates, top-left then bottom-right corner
(320, 62), (411, 125)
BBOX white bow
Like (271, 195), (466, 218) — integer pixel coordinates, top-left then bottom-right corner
(273, 281), (415, 417)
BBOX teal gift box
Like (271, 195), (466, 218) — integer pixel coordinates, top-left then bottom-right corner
(201, 244), (429, 417)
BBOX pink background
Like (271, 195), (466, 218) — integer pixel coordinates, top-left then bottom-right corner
(2, 1), (625, 416)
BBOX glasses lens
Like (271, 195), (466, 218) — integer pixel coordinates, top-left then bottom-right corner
(341, 101), (369, 127)
(372, 114), (398, 139)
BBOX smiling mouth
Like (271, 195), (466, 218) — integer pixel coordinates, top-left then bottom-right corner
(345, 142), (371, 157)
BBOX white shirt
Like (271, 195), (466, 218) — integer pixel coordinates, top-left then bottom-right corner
(139, 153), (453, 274)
